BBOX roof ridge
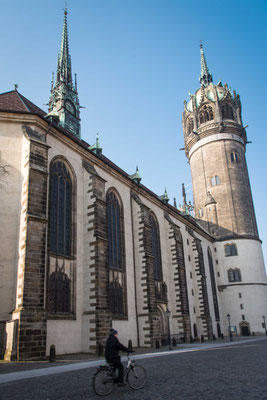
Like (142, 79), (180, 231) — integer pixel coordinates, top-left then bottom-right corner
(16, 91), (30, 111)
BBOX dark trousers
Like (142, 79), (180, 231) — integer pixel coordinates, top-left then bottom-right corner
(109, 357), (124, 383)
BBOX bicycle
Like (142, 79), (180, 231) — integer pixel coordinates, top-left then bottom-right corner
(92, 353), (147, 396)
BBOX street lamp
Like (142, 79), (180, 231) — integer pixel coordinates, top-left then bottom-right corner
(165, 308), (172, 350)
(263, 316), (267, 336)
(227, 313), (233, 342)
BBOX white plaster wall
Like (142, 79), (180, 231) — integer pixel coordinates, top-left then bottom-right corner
(0, 121), (24, 320)
(216, 238), (267, 335)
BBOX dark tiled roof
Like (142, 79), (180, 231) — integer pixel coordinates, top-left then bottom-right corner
(0, 90), (46, 116)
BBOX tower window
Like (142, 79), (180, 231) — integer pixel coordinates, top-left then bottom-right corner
(240, 304), (243, 309)
(230, 152), (239, 163)
(239, 293), (242, 298)
(198, 208), (203, 217)
(225, 243), (238, 257)
(242, 314), (245, 321)
(228, 268), (242, 283)
(187, 118), (194, 135)
(221, 103), (234, 120)
(211, 175), (220, 186)
(199, 105), (214, 124)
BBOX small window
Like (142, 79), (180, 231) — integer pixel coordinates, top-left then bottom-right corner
(216, 260), (218, 265)
(231, 152), (239, 163)
(242, 314), (245, 321)
(228, 268), (242, 283)
(187, 239), (189, 245)
(214, 248), (217, 252)
(187, 118), (194, 135)
(217, 272), (220, 277)
(198, 208), (203, 218)
(211, 175), (220, 186)
(188, 255), (191, 261)
(239, 293), (242, 298)
(225, 243), (238, 257)
(240, 304), (243, 309)
(190, 271), (193, 279)
(192, 289), (194, 296)
(193, 307), (196, 314)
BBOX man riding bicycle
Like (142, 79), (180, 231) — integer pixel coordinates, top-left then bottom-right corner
(105, 328), (133, 386)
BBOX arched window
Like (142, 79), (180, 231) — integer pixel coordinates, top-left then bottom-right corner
(199, 105), (214, 124)
(228, 268), (242, 282)
(225, 243), (238, 257)
(221, 103), (234, 120)
(150, 213), (163, 281)
(106, 189), (127, 316)
(48, 159), (75, 314)
(208, 248), (220, 321)
(187, 118), (194, 135)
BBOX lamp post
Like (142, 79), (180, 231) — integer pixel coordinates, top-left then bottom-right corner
(165, 308), (172, 350)
(227, 313), (233, 342)
(263, 316), (267, 336)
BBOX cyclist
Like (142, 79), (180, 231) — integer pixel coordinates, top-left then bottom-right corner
(105, 328), (133, 386)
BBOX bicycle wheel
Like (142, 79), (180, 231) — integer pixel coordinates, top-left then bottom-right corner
(92, 369), (115, 396)
(126, 364), (147, 390)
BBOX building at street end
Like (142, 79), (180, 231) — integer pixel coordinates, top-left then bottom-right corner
(0, 9), (266, 360)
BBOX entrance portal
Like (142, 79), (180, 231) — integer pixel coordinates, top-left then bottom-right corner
(239, 321), (250, 336)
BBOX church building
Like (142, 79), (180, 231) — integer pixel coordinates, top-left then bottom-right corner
(0, 9), (266, 361)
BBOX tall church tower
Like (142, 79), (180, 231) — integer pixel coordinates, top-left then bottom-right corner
(48, 7), (81, 138)
(182, 45), (267, 336)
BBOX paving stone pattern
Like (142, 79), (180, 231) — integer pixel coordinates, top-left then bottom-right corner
(0, 340), (267, 400)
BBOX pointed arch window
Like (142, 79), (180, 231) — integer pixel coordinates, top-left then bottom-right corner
(199, 105), (214, 124)
(221, 103), (234, 120)
(150, 214), (163, 281)
(208, 247), (220, 321)
(187, 118), (194, 135)
(48, 159), (75, 315)
(106, 189), (127, 317)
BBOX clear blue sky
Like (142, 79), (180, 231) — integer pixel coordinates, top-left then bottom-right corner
(0, 0), (266, 268)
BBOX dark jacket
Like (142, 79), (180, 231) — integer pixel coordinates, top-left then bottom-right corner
(105, 335), (130, 362)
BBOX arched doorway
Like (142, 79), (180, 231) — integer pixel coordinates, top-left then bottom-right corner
(239, 321), (250, 336)
(156, 306), (168, 345)
(217, 323), (221, 338)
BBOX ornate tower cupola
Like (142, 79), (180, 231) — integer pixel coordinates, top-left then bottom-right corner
(182, 44), (258, 240)
(48, 7), (81, 138)
(199, 43), (213, 87)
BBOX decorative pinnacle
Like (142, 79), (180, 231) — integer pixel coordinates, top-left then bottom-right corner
(199, 43), (213, 87)
(57, 5), (72, 86)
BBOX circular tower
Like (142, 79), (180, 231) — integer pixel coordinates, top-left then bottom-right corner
(182, 44), (267, 336)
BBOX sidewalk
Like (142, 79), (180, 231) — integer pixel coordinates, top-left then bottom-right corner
(0, 336), (265, 377)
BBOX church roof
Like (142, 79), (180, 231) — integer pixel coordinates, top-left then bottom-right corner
(0, 90), (46, 116)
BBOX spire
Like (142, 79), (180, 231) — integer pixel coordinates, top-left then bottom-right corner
(48, 7), (81, 138)
(199, 43), (213, 87)
(57, 5), (72, 86)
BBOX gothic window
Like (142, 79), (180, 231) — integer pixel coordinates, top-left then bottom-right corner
(65, 100), (76, 116)
(211, 175), (220, 186)
(221, 103), (234, 120)
(199, 208), (203, 217)
(48, 159), (75, 315)
(187, 118), (194, 135)
(228, 268), (242, 282)
(199, 105), (214, 124)
(106, 189), (127, 317)
(150, 214), (163, 281)
(49, 161), (72, 256)
(208, 247), (220, 320)
(225, 243), (238, 257)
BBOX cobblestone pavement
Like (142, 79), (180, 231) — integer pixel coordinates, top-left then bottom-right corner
(0, 338), (267, 400)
